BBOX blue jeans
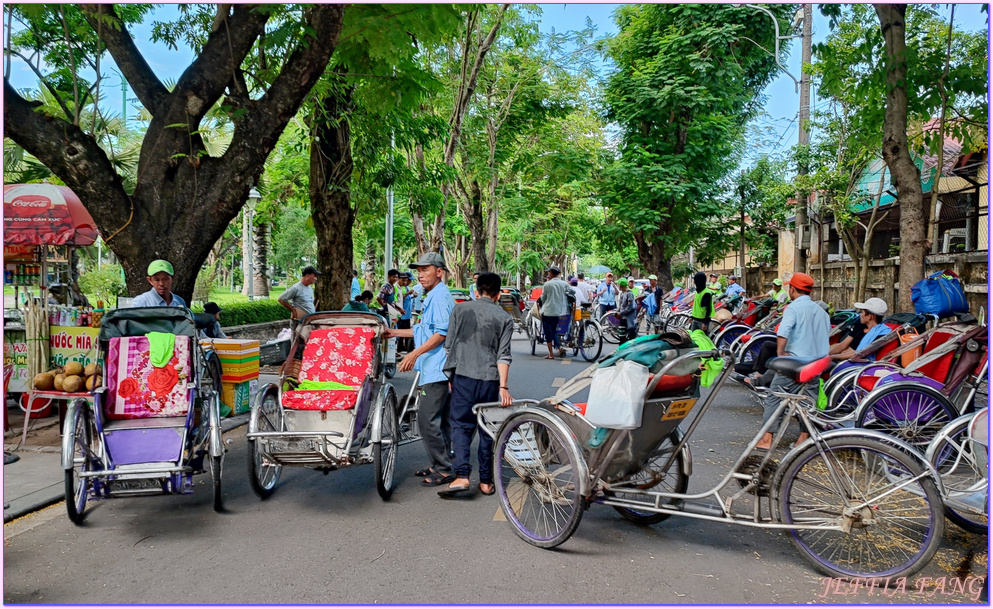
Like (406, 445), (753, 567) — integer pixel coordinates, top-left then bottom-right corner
(541, 315), (562, 349)
(450, 375), (500, 483)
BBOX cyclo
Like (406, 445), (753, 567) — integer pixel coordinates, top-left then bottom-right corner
(476, 332), (946, 578)
(247, 311), (419, 500)
(62, 306), (225, 523)
(528, 293), (603, 362)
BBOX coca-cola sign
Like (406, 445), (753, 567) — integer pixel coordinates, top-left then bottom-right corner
(3, 184), (96, 246)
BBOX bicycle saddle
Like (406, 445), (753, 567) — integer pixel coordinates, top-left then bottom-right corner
(766, 355), (832, 384)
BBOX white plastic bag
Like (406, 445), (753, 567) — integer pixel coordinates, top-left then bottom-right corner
(584, 360), (650, 430)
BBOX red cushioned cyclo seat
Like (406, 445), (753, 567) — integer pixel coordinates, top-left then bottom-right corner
(282, 327), (376, 411)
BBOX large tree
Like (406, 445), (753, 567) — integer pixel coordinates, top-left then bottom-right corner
(599, 4), (792, 289)
(4, 4), (345, 302)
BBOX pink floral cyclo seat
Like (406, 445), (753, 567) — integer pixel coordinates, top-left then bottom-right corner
(105, 335), (192, 420)
(282, 327), (376, 411)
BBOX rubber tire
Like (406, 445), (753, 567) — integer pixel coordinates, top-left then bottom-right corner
(856, 384), (958, 449)
(385, 363), (397, 379)
(248, 392), (282, 499)
(375, 389), (399, 501)
(208, 393), (224, 512)
(64, 405), (92, 525)
(926, 415), (989, 535)
(494, 411), (585, 549)
(580, 321), (603, 362)
(611, 431), (688, 525)
(774, 436), (944, 579)
(530, 334), (537, 356)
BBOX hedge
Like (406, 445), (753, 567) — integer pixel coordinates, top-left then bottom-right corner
(191, 299), (291, 327)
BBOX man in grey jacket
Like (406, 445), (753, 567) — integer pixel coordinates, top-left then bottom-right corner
(439, 272), (515, 497)
(538, 266), (573, 359)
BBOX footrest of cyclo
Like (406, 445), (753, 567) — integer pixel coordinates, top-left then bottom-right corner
(254, 410), (355, 467)
(474, 400), (541, 440)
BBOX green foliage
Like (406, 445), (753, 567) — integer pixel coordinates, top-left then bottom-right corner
(78, 264), (126, 303)
(190, 299), (291, 327)
(599, 4), (794, 277)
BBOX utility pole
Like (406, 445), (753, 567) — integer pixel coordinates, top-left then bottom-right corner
(794, 3), (813, 273)
(739, 170), (747, 273)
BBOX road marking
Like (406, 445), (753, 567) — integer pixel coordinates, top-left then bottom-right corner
(561, 359), (572, 365)
(551, 377), (565, 387)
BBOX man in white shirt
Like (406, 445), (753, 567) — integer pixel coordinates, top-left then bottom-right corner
(573, 272), (592, 305)
(132, 260), (187, 308)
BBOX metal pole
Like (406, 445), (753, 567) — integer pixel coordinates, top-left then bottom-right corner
(97, 238), (102, 270)
(794, 4), (813, 274)
(247, 207), (255, 301)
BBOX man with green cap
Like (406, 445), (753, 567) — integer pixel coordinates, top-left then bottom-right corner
(768, 278), (789, 304)
(613, 278), (638, 341)
(132, 260), (186, 307)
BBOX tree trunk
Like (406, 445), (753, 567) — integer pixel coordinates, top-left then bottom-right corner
(363, 239), (378, 296)
(3, 5), (345, 304)
(633, 231), (672, 290)
(875, 4), (925, 313)
(310, 89), (355, 312)
(253, 220), (270, 297)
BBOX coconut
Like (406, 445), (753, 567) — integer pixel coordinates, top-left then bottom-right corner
(64, 362), (84, 377)
(62, 375), (84, 393)
(54, 373), (66, 391)
(33, 372), (55, 391)
(84, 362), (102, 377)
(85, 375), (102, 391)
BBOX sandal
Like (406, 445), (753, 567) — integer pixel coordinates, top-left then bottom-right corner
(543, 355), (555, 360)
(438, 483), (472, 498)
(414, 467), (433, 478)
(422, 472), (455, 487)
(478, 482), (495, 496)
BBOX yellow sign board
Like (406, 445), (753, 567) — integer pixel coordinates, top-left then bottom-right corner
(49, 326), (100, 369)
(661, 398), (697, 421)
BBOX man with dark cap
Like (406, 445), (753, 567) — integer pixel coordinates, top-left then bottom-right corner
(388, 252), (455, 487)
(196, 302), (227, 339)
(755, 272), (830, 450)
(690, 272), (715, 332)
(538, 265), (572, 359)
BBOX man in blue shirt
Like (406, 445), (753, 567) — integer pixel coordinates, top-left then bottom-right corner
(595, 272), (617, 318)
(350, 270), (361, 300)
(756, 272), (830, 450)
(389, 252), (455, 487)
(725, 275), (745, 298)
(132, 260), (187, 308)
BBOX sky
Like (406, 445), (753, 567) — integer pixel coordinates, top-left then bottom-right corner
(5, 3), (987, 171)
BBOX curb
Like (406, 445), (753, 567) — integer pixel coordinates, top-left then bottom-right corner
(3, 415), (250, 523)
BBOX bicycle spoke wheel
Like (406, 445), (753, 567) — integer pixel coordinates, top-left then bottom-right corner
(610, 431), (688, 525)
(375, 389), (399, 500)
(580, 322), (603, 362)
(775, 436), (943, 579)
(495, 412), (584, 548)
(249, 392), (283, 499)
(64, 405), (94, 524)
(927, 416), (989, 534)
(857, 386), (956, 449)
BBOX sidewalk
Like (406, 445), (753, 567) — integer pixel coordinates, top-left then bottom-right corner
(2, 373), (279, 523)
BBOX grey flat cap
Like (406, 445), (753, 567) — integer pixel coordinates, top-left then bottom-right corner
(409, 251), (448, 271)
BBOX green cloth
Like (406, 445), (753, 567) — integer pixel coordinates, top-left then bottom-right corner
(146, 332), (176, 368)
(689, 329), (724, 387)
(598, 337), (673, 370)
(296, 380), (358, 391)
(817, 378), (828, 410)
(342, 300), (371, 313)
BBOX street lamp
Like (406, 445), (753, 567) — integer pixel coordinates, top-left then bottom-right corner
(732, 4), (803, 92)
(246, 187), (261, 301)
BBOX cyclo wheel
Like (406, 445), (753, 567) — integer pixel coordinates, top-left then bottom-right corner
(597, 313), (624, 345)
(611, 430), (688, 525)
(855, 384), (957, 450)
(63, 402), (94, 525)
(580, 321), (603, 362)
(249, 390), (283, 499)
(774, 435), (944, 579)
(494, 410), (585, 548)
(375, 388), (399, 501)
(208, 389), (224, 512)
(926, 414), (989, 534)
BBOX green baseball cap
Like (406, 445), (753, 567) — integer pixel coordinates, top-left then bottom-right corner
(772, 278), (783, 286)
(616, 278), (629, 288)
(147, 260), (174, 276)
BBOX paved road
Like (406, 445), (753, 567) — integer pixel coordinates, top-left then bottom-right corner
(3, 334), (987, 604)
